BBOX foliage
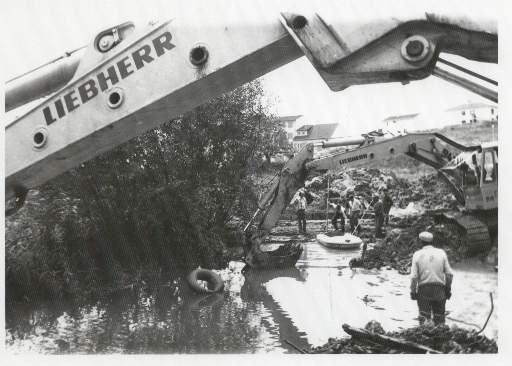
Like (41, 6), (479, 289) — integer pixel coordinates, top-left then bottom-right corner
(6, 80), (284, 301)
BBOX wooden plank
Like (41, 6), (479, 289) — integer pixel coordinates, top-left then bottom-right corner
(342, 324), (442, 354)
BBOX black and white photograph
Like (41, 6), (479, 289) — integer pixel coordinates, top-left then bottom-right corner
(1, 0), (507, 361)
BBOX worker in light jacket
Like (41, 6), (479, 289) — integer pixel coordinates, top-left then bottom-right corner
(291, 191), (308, 233)
(410, 231), (453, 325)
(348, 194), (363, 234)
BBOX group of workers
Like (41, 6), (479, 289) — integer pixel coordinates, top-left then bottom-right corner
(293, 188), (393, 237)
(292, 187), (453, 325)
(327, 189), (393, 238)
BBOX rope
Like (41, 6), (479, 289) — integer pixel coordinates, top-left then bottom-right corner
(476, 292), (494, 335)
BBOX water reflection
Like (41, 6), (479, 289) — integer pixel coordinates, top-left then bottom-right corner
(6, 241), (498, 353)
(241, 267), (311, 352)
(6, 265), (310, 354)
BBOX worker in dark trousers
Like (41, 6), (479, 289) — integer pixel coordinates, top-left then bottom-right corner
(329, 200), (347, 233)
(382, 189), (393, 226)
(348, 194), (363, 234)
(410, 232), (453, 325)
(292, 191), (308, 233)
(373, 195), (385, 238)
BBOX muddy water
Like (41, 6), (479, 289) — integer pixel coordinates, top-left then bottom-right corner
(6, 227), (497, 354)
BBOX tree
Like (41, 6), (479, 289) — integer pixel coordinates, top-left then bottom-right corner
(6, 80), (286, 300)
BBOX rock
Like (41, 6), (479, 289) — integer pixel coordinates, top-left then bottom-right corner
(364, 320), (385, 334)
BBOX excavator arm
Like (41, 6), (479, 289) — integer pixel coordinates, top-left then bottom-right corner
(308, 133), (477, 172)
(249, 132), (481, 245)
(4, 6), (498, 268)
(308, 133), (482, 204)
(5, 6), (497, 202)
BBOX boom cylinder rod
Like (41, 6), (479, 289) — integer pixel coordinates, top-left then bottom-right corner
(432, 66), (498, 103)
(320, 137), (366, 149)
(437, 57), (497, 86)
(5, 48), (85, 112)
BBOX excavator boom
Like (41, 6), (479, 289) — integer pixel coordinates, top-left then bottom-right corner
(4, 6), (498, 268)
(5, 7), (497, 201)
(254, 132), (478, 231)
(250, 131), (497, 261)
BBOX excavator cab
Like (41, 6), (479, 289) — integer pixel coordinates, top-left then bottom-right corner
(463, 143), (498, 212)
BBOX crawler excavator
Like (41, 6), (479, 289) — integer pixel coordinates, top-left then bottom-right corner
(4, 4), (498, 268)
(314, 132), (496, 251)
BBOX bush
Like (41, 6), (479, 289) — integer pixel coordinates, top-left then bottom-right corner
(6, 80), (283, 302)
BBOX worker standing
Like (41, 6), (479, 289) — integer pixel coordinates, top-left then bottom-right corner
(329, 200), (347, 233)
(373, 195), (385, 238)
(348, 194), (363, 234)
(382, 189), (393, 227)
(410, 232), (453, 325)
(292, 191), (308, 233)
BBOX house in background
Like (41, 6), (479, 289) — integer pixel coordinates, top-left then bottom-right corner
(275, 115), (302, 143)
(382, 102), (498, 133)
(445, 102), (498, 124)
(382, 113), (419, 134)
(292, 123), (339, 151)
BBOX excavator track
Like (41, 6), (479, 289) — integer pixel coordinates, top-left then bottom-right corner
(438, 212), (491, 254)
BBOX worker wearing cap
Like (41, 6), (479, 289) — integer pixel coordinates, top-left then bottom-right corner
(410, 231), (453, 325)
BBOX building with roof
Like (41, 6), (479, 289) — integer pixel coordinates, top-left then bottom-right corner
(382, 113), (420, 134)
(382, 102), (498, 133)
(292, 123), (339, 151)
(275, 115), (302, 143)
(445, 102), (497, 124)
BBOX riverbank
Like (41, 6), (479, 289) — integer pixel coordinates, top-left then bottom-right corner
(5, 185), (246, 304)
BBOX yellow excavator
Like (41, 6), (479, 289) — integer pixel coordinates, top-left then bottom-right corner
(5, 5), (497, 268)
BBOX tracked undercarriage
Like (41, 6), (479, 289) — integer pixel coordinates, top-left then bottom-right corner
(436, 209), (497, 254)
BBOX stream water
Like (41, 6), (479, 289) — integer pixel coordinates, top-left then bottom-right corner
(6, 234), (497, 354)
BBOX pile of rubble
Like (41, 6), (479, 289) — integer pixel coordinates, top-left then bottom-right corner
(350, 215), (434, 274)
(310, 321), (497, 354)
(387, 323), (497, 353)
(307, 168), (458, 212)
(349, 214), (468, 273)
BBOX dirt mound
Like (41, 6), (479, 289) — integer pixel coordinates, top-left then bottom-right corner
(305, 168), (457, 213)
(310, 321), (497, 354)
(349, 214), (468, 273)
(349, 215), (434, 274)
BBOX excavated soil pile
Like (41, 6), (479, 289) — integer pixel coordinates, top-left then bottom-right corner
(307, 168), (457, 212)
(350, 215), (467, 274)
(310, 321), (497, 354)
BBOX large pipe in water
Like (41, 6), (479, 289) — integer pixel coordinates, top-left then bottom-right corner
(5, 48), (85, 112)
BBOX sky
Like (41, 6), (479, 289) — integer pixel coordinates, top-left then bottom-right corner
(1, 0), (499, 136)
